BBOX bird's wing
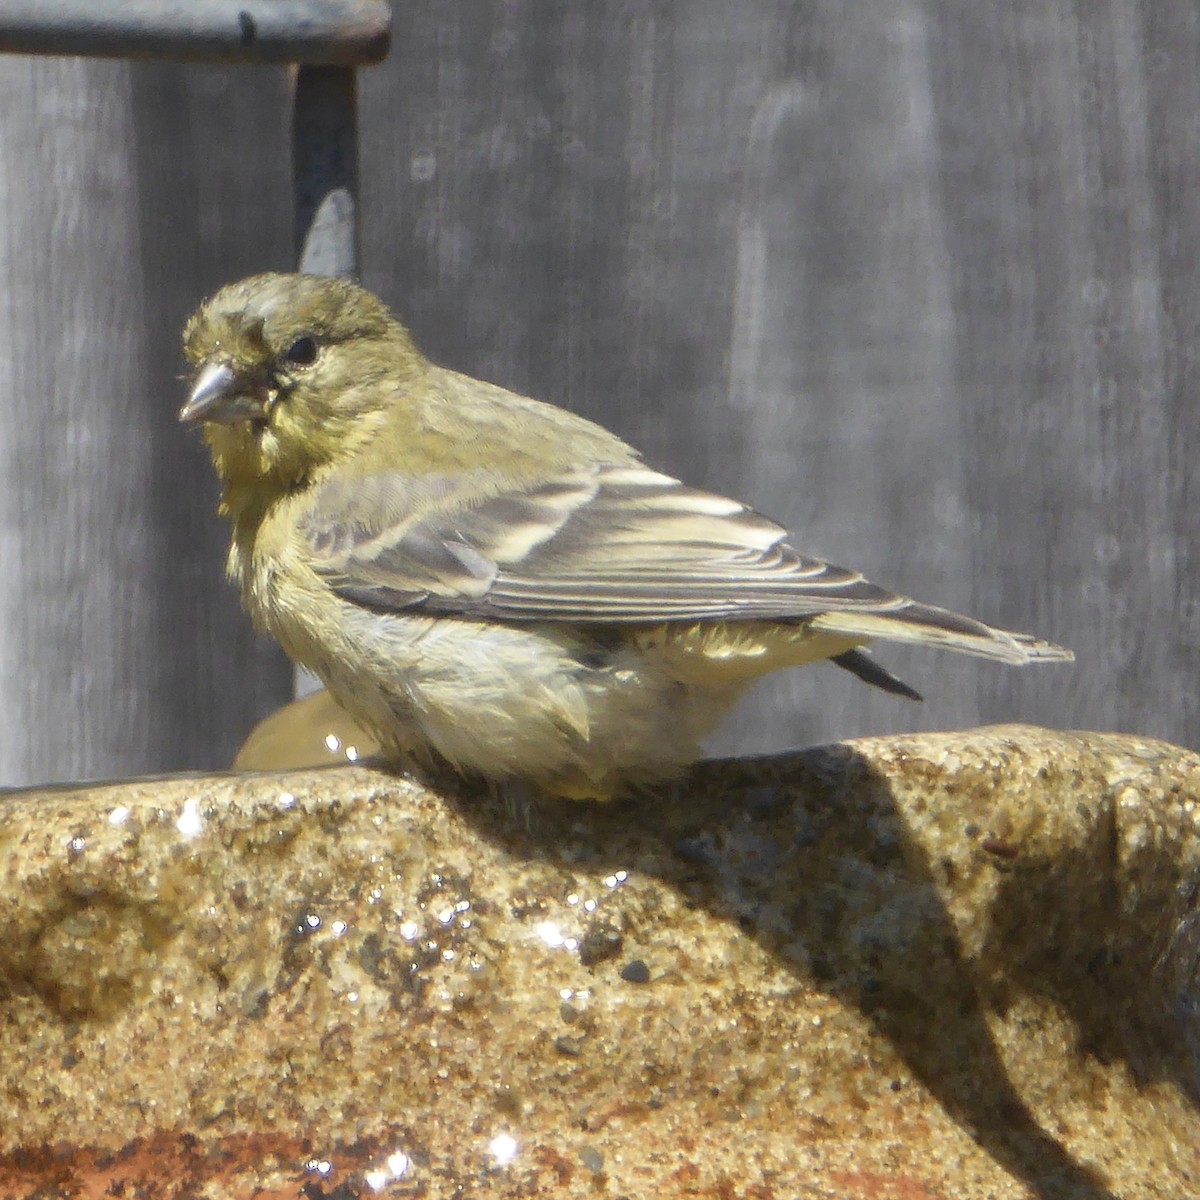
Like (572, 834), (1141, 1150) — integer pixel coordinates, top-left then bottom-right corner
(299, 464), (886, 617)
(297, 464), (1072, 663)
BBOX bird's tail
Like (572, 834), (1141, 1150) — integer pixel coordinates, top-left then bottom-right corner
(811, 602), (1074, 666)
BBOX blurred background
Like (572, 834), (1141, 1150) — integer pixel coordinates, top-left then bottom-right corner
(0, 2), (1195, 786)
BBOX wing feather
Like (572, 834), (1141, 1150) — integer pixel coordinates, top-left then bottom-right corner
(297, 464), (1073, 664)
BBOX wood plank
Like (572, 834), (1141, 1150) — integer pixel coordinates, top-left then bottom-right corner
(0, 57), (295, 784)
(3, 0), (1198, 782)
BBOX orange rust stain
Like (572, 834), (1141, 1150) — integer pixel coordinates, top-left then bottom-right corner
(0, 1131), (404, 1200)
(826, 1169), (945, 1200)
(671, 1161), (701, 1185)
(532, 1144), (575, 1187)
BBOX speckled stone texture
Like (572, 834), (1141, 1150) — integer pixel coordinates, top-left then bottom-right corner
(1, 726), (1198, 1199)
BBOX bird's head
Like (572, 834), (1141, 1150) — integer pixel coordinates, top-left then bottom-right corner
(181, 273), (425, 505)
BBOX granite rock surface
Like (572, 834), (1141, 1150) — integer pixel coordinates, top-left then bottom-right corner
(1, 725), (1198, 1198)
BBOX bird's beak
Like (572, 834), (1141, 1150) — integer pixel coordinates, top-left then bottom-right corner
(179, 360), (268, 425)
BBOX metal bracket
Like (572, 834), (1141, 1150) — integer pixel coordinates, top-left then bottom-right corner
(0, 1), (389, 65)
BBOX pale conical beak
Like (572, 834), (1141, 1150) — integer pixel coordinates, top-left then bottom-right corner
(179, 360), (267, 425)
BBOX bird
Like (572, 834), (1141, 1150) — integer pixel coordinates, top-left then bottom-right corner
(181, 272), (1072, 801)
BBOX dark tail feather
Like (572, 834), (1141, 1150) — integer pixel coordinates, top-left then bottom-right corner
(831, 649), (923, 702)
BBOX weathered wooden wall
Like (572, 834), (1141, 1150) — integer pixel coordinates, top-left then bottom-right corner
(0, 2), (1195, 784)
(0, 58), (296, 782)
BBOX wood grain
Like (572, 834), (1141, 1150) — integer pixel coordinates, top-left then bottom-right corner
(1, 2), (1196, 782)
(0, 57), (294, 783)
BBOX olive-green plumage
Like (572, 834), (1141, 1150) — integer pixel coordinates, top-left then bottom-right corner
(182, 273), (1072, 800)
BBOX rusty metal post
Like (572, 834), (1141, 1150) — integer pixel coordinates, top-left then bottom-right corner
(0, 0), (390, 746)
(291, 63), (361, 697)
(293, 65), (360, 279)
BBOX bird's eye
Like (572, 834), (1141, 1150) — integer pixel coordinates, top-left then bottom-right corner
(284, 336), (319, 366)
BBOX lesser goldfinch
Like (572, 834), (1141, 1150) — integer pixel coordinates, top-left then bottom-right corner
(181, 273), (1072, 800)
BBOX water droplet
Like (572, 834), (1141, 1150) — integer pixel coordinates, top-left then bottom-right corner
(488, 1132), (518, 1163)
(175, 799), (203, 839)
